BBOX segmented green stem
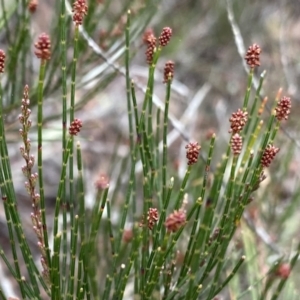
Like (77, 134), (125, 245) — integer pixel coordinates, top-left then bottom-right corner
(36, 58), (52, 275)
(59, 0), (68, 260)
(162, 77), (172, 204)
(51, 233), (62, 300)
(67, 215), (79, 300)
(242, 67), (254, 110)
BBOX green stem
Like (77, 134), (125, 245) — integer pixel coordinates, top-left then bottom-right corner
(37, 59), (51, 273)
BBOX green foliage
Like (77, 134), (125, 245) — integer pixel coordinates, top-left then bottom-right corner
(0, 1), (299, 299)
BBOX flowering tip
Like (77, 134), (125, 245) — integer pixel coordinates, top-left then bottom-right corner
(28, 0), (38, 13)
(94, 174), (109, 190)
(72, 0), (88, 26)
(122, 229), (133, 243)
(185, 142), (201, 165)
(0, 49), (6, 73)
(165, 209), (186, 232)
(142, 28), (155, 45)
(245, 43), (261, 68)
(261, 144), (280, 168)
(163, 60), (175, 83)
(231, 133), (243, 156)
(275, 96), (291, 121)
(145, 35), (157, 65)
(34, 33), (51, 60)
(69, 118), (83, 135)
(147, 207), (159, 230)
(229, 109), (248, 134)
(275, 263), (291, 279)
(159, 27), (172, 47)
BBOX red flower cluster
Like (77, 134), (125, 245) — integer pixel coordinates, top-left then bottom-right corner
(69, 118), (83, 135)
(0, 49), (6, 73)
(165, 209), (186, 232)
(159, 27), (172, 47)
(163, 60), (175, 83)
(147, 207), (159, 230)
(231, 133), (243, 156)
(185, 142), (201, 165)
(28, 0), (38, 13)
(229, 109), (248, 134)
(145, 34), (157, 65)
(72, 0), (88, 26)
(245, 43), (261, 68)
(34, 33), (51, 61)
(94, 174), (109, 190)
(275, 96), (291, 121)
(261, 144), (280, 168)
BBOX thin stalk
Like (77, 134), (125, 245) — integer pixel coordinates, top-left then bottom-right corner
(162, 78), (172, 204)
(209, 256), (246, 299)
(146, 178), (174, 281)
(77, 141), (86, 242)
(178, 135), (216, 283)
(243, 70), (266, 135)
(67, 215), (79, 300)
(69, 24), (80, 225)
(125, 10), (134, 154)
(60, 1), (69, 293)
(0, 0), (12, 45)
(206, 155), (239, 299)
(0, 247), (34, 297)
(1, 198), (26, 298)
(36, 59), (51, 269)
(115, 225), (142, 299)
(270, 242), (300, 300)
(63, 22), (81, 295)
(51, 232), (62, 300)
(155, 108), (162, 208)
(242, 68), (254, 110)
(53, 137), (73, 237)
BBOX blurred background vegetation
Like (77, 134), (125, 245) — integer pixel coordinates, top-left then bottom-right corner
(0, 0), (299, 298)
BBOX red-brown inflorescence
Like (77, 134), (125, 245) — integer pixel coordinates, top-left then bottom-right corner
(94, 174), (109, 190)
(261, 144), (280, 168)
(275, 263), (291, 279)
(122, 229), (133, 243)
(163, 60), (175, 83)
(145, 34), (157, 65)
(28, 0), (38, 13)
(34, 33), (51, 61)
(159, 27), (172, 47)
(72, 0), (88, 26)
(231, 133), (243, 156)
(165, 208), (186, 233)
(0, 49), (5, 73)
(69, 118), (83, 135)
(252, 171), (267, 192)
(19, 85), (49, 282)
(147, 207), (159, 230)
(143, 28), (155, 45)
(275, 96), (291, 121)
(245, 43), (261, 68)
(185, 142), (201, 165)
(229, 108), (248, 134)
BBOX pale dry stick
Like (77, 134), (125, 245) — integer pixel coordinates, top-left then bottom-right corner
(279, 9), (297, 96)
